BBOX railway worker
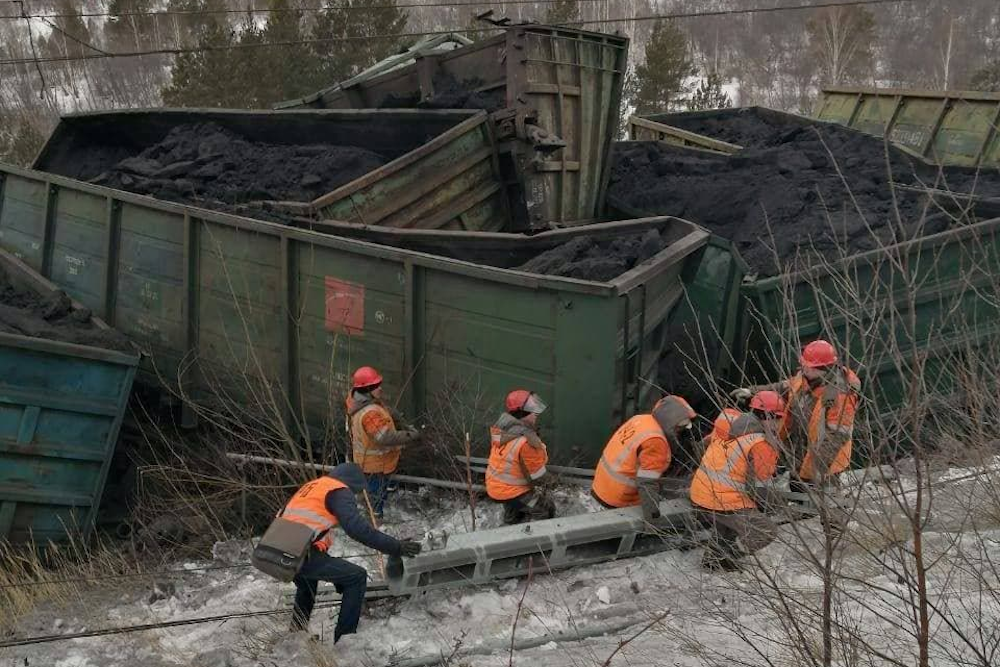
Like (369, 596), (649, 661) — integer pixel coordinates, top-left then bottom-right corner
(689, 391), (785, 571)
(591, 395), (697, 518)
(731, 339), (861, 488)
(281, 462), (422, 640)
(346, 366), (421, 521)
(485, 389), (555, 525)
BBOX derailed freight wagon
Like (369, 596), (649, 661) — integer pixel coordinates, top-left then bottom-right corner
(277, 25), (629, 228)
(815, 86), (1000, 167)
(0, 249), (138, 544)
(0, 159), (708, 464)
(33, 108), (511, 232)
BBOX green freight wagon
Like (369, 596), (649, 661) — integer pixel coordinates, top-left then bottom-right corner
(34, 108), (511, 232)
(0, 250), (138, 544)
(741, 216), (1000, 411)
(278, 25), (629, 228)
(815, 87), (1000, 167)
(0, 160), (709, 464)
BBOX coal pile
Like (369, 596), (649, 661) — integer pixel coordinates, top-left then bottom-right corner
(515, 229), (672, 282)
(0, 268), (132, 352)
(89, 122), (387, 209)
(609, 109), (1000, 276)
(380, 73), (505, 112)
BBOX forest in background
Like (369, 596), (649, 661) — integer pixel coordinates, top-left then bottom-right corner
(1, 0), (998, 165)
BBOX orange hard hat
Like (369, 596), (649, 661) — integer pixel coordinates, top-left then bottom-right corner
(505, 389), (546, 414)
(749, 390), (785, 417)
(801, 340), (838, 368)
(713, 407), (742, 439)
(352, 366), (383, 390)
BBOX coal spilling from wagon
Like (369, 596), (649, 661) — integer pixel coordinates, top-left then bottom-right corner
(0, 267), (132, 352)
(81, 122), (387, 215)
(609, 109), (1000, 276)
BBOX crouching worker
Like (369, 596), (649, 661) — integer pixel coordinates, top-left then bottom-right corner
(486, 390), (554, 525)
(689, 391), (785, 571)
(592, 395), (697, 519)
(347, 366), (421, 521)
(281, 462), (422, 640)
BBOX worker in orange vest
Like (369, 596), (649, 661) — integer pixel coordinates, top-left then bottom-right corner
(732, 339), (860, 486)
(689, 391), (785, 571)
(591, 395), (697, 518)
(346, 366), (421, 521)
(486, 389), (554, 525)
(280, 462), (422, 639)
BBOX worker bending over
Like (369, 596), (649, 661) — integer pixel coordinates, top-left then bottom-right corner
(346, 366), (421, 521)
(733, 340), (860, 487)
(690, 391), (785, 571)
(485, 390), (554, 525)
(280, 462), (422, 640)
(592, 395), (696, 518)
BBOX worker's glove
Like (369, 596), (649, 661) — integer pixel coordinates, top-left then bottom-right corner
(405, 427), (422, 442)
(729, 387), (753, 402)
(637, 480), (662, 522)
(398, 540), (423, 558)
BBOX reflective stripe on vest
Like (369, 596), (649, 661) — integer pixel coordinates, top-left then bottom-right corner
(597, 428), (665, 488)
(352, 404), (394, 457)
(698, 433), (759, 490)
(487, 436), (529, 486)
(281, 507), (336, 536)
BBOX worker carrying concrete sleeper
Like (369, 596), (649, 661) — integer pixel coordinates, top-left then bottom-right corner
(591, 395), (697, 518)
(732, 339), (861, 489)
(346, 366), (421, 521)
(279, 463), (422, 640)
(485, 389), (555, 525)
(690, 391), (785, 571)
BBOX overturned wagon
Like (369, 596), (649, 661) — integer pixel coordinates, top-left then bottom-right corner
(33, 108), (511, 232)
(278, 25), (629, 227)
(0, 157), (709, 463)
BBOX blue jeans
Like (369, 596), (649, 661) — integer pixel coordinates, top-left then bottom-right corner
(366, 473), (391, 518)
(291, 550), (368, 641)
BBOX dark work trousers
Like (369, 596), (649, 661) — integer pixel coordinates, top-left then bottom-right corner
(366, 473), (391, 518)
(291, 549), (368, 641)
(501, 490), (556, 525)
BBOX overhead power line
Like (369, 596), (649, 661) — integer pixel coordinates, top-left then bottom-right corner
(0, 0), (919, 67)
(6, 0), (621, 21)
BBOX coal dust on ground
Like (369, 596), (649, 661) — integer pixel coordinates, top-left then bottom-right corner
(88, 122), (387, 213)
(609, 108), (1000, 276)
(0, 268), (132, 352)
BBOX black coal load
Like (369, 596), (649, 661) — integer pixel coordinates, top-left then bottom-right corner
(380, 73), (505, 112)
(88, 122), (387, 214)
(515, 229), (672, 282)
(0, 267), (132, 352)
(609, 109), (1000, 276)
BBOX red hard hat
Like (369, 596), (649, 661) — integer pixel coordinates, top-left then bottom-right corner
(352, 366), (383, 389)
(749, 390), (785, 416)
(801, 340), (838, 368)
(505, 389), (546, 414)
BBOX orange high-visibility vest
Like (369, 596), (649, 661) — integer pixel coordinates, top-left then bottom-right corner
(781, 369), (860, 481)
(690, 432), (776, 511)
(591, 414), (670, 508)
(485, 427), (548, 501)
(281, 476), (347, 552)
(349, 401), (400, 474)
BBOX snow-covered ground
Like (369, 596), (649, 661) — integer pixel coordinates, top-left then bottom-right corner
(4, 465), (1000, 667)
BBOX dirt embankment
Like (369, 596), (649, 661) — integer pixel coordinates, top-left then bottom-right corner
(0, 269), (132, 352)
(609, 109), (1000, 276)
(87, 122), (387, 213)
